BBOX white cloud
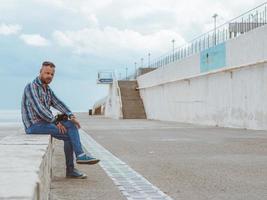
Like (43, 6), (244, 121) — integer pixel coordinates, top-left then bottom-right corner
(34, 0), (65, 8)
(34, 0), (112, 17)
(82, 13), (99, 27)
(32, 0), (265, 35)
(35, 0), (112, 11)
(34, 0), (108, 27)
(0, 23), (22, 35)
(53, 31), (73, 46)
(53, 27), (185, 57)
(20, 34), (50, 47)
(1, 0), (264, 56)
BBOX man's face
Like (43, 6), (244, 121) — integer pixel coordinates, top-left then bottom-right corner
(39, 66), (55, 85)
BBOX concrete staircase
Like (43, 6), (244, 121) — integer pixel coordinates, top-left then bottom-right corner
(118, 80), (146, 119)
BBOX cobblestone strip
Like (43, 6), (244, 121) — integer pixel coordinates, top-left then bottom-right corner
(80, 130), (173, 200)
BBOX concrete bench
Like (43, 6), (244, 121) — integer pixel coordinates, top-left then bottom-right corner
(0, 132), (53, 200)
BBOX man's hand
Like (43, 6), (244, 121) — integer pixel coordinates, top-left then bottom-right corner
(70, 115), (81, 129)
(57, 122), (67, 134)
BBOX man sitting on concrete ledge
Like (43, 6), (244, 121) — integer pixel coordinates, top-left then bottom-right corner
(21, 61), (100, 179)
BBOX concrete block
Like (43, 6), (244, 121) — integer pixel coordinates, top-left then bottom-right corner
(0, 133), (53, 200)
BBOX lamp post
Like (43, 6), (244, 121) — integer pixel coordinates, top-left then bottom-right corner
(125, 67), (128, 80)
(171, 39), (175, 61)
(141, 58), (144, 68)
(148, 53), (151, 68)
(249, 13), (254, 23)
(212, 13), (218, 46)
(134, 62), (137, 78)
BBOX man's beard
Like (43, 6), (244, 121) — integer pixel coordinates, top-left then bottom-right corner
(41, 78), (52, 84)
(45, 79), (52, 84)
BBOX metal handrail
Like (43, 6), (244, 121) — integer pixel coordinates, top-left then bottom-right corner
(148, 2), (267, 69)
(114, 2), (266, 82)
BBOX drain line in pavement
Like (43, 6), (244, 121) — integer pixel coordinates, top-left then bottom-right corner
(80, 130), (173, 200)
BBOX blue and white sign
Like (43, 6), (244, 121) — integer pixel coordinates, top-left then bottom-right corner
(97, 71), (113, 84)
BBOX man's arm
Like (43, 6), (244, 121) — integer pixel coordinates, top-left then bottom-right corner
(25, 83), (55, 122)
(50, 90), (81, 128)
(50, 90), (73, 117)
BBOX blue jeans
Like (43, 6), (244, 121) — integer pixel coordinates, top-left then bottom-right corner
(26, 120), (84, 171)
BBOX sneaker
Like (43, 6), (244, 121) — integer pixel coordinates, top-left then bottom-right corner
(76, 154), (100, 165)
(66, 168), (87, 179)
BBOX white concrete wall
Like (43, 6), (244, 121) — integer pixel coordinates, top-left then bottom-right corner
(104, 81), (122, 119)
(140, 62), (267, 130)
(227, 25), (267, 67)
(138, 54), (200, 88)
(137, 25), (267, 130)
(92, 97), (106, 115)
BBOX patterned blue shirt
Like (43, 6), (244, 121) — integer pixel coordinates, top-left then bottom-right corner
(21, 77), (73, 130)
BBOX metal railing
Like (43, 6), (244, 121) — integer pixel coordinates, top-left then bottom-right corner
(117, 3), (267, 81)
(148, 2), (267, 69)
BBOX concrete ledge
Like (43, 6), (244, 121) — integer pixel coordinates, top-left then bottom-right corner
(137, 59), (267, 89)
(0, 133), (53, 200)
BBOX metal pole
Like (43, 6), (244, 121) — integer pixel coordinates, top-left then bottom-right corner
(213, 13), (218, 46)
(134, 62), (137, 78)
(125, 67), (128, 80)
(141, 58), (144, 68)
(265, 5), (267, 24)
(148, 53), (151, 68)
(171, 39), (175, 61)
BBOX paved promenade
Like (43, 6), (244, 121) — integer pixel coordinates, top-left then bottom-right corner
(50, 113), (267, 200)
(0, 123), (22, 140)
(0, 111), (22, 139)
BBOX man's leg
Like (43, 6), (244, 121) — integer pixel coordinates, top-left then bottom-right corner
(64, 141), (74, 172)
(26, 121), (84, 156)
(27, 121), (100, 165)
(60, 120), (100, 165)
(26, 122), (87, 178)
(60, 120), (83, 157)
(26, 122), (75, 171)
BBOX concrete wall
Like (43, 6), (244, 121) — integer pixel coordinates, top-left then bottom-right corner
(92, 97), (107, 115)
(39, 137), (53, 200)
(0, 133), (53, 200)
(138, 54), (200, 89)
(138, 25), (267, 130)
(104, 81), (123, 119)
(227, 25), (267, 67)
(139, 62), (267, 130)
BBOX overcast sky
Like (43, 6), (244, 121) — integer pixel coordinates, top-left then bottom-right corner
(0, 0), (264, 111)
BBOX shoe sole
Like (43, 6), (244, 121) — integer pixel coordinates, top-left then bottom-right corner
(66, 174), (87, 179)
(76, 159), (100, 165)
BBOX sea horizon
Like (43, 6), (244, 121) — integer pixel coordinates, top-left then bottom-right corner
(0, 109), (88, 124)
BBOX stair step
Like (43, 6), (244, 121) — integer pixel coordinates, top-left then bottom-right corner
(118, 80), (146, 119)
(120, 90), (140, 96)
(118, 81), (137, 87)
(123, 115), (146, 119)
